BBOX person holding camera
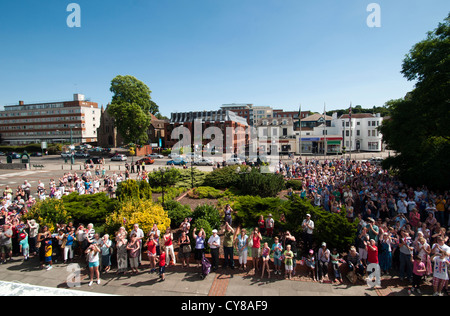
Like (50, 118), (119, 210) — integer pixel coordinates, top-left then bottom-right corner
(86, 243), (101, 286)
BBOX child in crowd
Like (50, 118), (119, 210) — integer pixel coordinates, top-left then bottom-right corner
(44, 240), (52, 270)
(431, 250), (449, 296)
(410, 255), (426, 295)
(261, 242), (271, 279)
(305, 249), (316, 282)
(284, 244), (294, 280)
(159, 245), (166, 282)
(19, 232), (29, 262)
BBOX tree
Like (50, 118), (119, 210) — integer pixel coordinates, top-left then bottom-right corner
(107, 75), (157, 145)
(380, 13), (450, 190)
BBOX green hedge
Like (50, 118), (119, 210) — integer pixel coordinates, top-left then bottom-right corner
(61, 192), (118, 227)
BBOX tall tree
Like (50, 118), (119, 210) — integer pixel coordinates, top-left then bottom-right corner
(380, 13), (450, 190)
(107, 75), (157, 145)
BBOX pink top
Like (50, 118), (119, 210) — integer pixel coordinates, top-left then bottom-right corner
(413, 260), (426, 276)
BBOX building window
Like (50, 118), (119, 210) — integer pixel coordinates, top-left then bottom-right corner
(356, 130), (360, 136)
(368, 142), (379, 150)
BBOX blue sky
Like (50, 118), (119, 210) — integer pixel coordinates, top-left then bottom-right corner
(0, 0), (448, 116)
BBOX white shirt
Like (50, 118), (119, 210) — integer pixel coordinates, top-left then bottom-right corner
(302, 219), (314, 234)
(433, 256), (449, 280)
(208, 234), (220, 249)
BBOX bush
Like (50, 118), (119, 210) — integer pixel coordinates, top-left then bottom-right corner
(187, 186), (226, 199)
(147, 168), (181, 188)
(61, 192), (118, 226)
(203, 165), (249, 189)
(283, 195), (358, 252)
(286, 179), (303, 191)
(163, 200), (192, 229)
(232, 195), (287, 229)
(236, 168), (285, 197)
(105, 199), (170, 236)
(174, 168), (207, 188)
(116, 179), (152, 201)
(192, 204), (222, 231)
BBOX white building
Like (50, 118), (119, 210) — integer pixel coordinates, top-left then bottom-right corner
(336, 113), (384, 152)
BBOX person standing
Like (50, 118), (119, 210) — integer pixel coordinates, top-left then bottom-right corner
(250, 227), (262, 275)
(271, 237), (283, 276)
(130, 224), (144, 265)
(115, 228), (128, 274)
(302, 214), (314, 255)
(86, 243), (100, 286)
(178, 231), (191, 268)
(146, 234), (158, 273)
(318, 242), (330, 283)
(235, 228), (248, 271)
(193, 227), (206, 268)
(208, 229), (220, 272)
(0, 224), (13, 264)
(127, 236), (140, 274)
(265, 214), (274, 237)
(399, 231), (414, 282)
(222, 222), (235, 269)
(431, 250), (450, 296)
(163, 228), (176, 266)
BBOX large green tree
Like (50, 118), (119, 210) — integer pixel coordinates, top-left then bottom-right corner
(380, 13), (450, 190)
(107, 75), (158, 145)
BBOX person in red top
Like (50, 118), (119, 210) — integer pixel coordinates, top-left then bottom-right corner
(163, 228), (176, 266)
(159, 245), (166, 282)
(250, 227), (262, 275)
(367, 239), (379, 265)
(367, 239), (381, 287)
(147, 234), (157, 273)
(258, 215), (265, 235)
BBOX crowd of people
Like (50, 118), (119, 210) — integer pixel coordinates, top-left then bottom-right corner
(0, 156), (449, 295)
(273, 157), (450, 295)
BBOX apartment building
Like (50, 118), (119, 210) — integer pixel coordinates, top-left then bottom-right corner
(0, 94), (101, 145)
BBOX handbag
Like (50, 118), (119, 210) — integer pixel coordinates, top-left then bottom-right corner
(182, 244), (192, 253)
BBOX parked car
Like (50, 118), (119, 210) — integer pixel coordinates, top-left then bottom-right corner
(86, 157), (103, 164)
(193, 157), (214, 166)
(166, 157), (188, 166)
(226, 158), (243, 165)
(136, 157), (155, 165)
(30, 152), (43, 157)
(111, 154), (128, 161)
(74, 152), (90, 158)
(147, 153), (164, 159)
(9, 152), (21, 159)
(168, 153), (181, 159)
(61, 151), (72, 158)
(0, 152), (6, 156)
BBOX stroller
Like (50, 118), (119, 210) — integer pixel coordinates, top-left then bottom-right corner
(201, 253), (211, 279)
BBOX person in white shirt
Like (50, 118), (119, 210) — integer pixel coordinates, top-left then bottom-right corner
(130, 224), (144, 264)
(397, 197), (408, 215)
(208, 229), (220, 271)
(302, 214), (314, 254)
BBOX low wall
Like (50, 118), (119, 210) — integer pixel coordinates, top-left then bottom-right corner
(0, 163), (29, 170)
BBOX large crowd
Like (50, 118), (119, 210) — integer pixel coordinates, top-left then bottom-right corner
(0, 156), (449, 295)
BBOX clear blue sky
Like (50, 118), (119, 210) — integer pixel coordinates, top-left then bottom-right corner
(0, 0), (448, 116)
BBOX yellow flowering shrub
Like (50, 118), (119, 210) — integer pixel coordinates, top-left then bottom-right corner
(105, 199), (170, 235)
